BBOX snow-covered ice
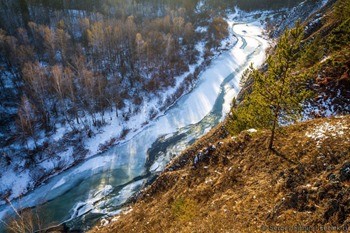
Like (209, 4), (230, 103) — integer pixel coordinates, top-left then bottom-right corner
(0, 9), (271, 228)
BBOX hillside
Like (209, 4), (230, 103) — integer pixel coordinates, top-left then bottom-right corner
(89, 0), (350, 232)
(1, 0), (313, 205)
(90, 116), (350, 233)
(1, 0), (349, 232)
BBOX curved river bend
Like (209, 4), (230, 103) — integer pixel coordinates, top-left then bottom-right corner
(0, 19), (269, 231)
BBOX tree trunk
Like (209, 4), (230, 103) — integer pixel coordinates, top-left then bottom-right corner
(269, 107), (280, 150)
(19, 0), (30, 30)
(269, 118), (276, 150)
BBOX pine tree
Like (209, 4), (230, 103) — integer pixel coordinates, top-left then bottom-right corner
(230, 23), (311, 150)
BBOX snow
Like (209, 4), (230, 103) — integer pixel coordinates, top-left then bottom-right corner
(195, 1), (205, 13)
(83, 35), (209, 157)
(0, 8), (271, 226)
(305, 119), (349, 147)
(195, 26), (207, 33)
(222, 12), (270, 118)
(113, 179), (145, 205)
(150, 152), (166, 172)
(52, 124), (67, 142)
(320, 55), (331, 63)
(247, 129), (258, 133)
(0, 169), (32, 199)
(0, 5), (272, 210)
(51, 178), (67, 190)
(302, 91), (344, 120)
(67, 184), (115, 221)
(0, 25), (208, 206)
(321, 0), (329, 7)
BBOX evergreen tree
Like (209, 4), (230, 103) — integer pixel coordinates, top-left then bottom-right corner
(230, 23), (311, 150)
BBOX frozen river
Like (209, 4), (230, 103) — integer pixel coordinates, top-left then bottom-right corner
(0, 17), (269, 231)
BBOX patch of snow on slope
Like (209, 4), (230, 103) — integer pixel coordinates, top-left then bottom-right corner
(305, 119), (349, 147)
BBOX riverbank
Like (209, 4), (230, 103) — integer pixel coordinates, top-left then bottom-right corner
(0, 11), (271, 231)
(89, 115), (350, 233)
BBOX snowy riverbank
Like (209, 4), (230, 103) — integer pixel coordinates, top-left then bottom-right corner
(0, 9), (276, 231)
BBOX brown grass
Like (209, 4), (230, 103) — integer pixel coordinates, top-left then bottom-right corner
(90, 116), (350, 233)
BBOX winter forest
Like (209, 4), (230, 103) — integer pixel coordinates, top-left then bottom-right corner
(2, 0), (350, 232)
(0, 0), (303, 162)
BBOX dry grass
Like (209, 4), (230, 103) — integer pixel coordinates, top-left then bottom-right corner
(90, 116), (350, 233)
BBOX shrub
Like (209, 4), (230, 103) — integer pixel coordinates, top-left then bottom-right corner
(171, 197), (198, 222)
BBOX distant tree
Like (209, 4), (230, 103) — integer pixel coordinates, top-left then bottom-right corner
(19, 0), (30, 30)
(22, 62), (52, 129)
(207, 17), (229, 50)
(88, 21), (104, 56)
(135, 33), (145, 56)
(0, 29), (9, 65)
(172, 16), (185, 37)
(63, 66), (80, 125)
(51, 65), (64, 99)
(16, 28), (30, 45)
(55, 28), (71, 64)
(17, 95), (37, 148)
(0, 0), (208, 150)
(183, 22), (195, 44)
(41, 26), (56, 63)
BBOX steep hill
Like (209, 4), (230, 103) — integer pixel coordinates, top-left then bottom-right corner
(237, 0), (349, 119)
(90, 116), (350, 233)
(89, 0), (350, 232)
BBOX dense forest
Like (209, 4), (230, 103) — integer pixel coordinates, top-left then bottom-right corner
(0, 0), (305, 164)
(0, 0), (225, 147)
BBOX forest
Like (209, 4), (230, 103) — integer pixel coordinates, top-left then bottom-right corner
(0, 0), (304, 162)
(2, 0), (348, 232)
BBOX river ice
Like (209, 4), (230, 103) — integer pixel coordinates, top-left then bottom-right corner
(0, 11), (270, 228)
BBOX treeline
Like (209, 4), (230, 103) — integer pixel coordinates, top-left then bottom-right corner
(0, 0), (308, 33)
(0, 0), (199, 32)
(0, 0), (230, 148)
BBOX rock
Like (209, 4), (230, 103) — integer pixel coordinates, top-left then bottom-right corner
(324, 199), (339, 221)
(100, 218), (109, 227)
(208, 144), (216, 152)
(193, 151), (203, 168)
(339, 162), (350, 181)
(327, 173), (338, 182)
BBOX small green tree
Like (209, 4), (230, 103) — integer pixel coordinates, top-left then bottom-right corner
(230, 23), (311, 150)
